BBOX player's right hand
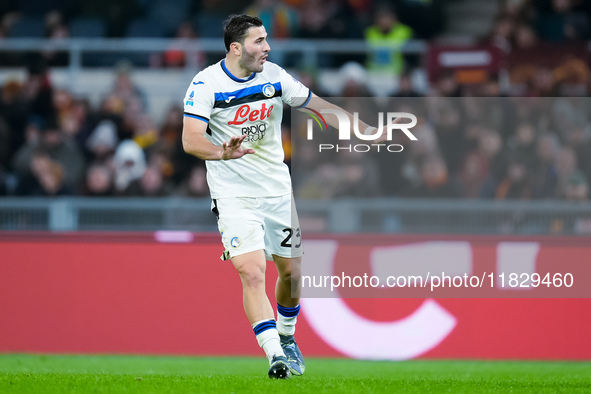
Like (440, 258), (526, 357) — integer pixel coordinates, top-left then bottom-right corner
(220, 135), (256, 160)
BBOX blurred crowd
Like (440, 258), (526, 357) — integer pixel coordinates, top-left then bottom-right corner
(292, 96), (591, 205)
(0, 0), (443, 40)
(0, 0), (442, 69)
(489, 0), (591, 51)
(0, 59), (209, 198)
(0, 0), (590, 203)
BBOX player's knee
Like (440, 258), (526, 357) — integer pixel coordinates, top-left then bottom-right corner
(280, 266), (301, 284)
(238, 264), (266, 289)
(279, 268), (292, 283)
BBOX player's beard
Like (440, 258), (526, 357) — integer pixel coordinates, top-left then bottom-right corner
(239, 47), (264, 73)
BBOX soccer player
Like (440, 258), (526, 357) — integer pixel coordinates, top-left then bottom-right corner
(181, 14), (381, 379)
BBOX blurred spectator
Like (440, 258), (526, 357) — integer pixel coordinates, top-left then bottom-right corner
(84, 163), (114, 197)
(480, 76), (504, 97)
(492, 156), (534, 200)
(161, 22), (204, 68)
(78, 0), (138, 37)
(22, 59), (54, 122)
(112, 63), (154, 147)
(174, 165), (210, 197)
(338, 62), (372, 97)
(129, 165), (174, 197)
(246, 0), (299, 38)
(476, 129), (507, 192)
(507, 121), (537, 170)
(52, 89), (77, 135)
(400, 122), (440, 192)
(42, 11), (69, 66)
(114, 64), (145, 104)
(12, 119), (85, 191)
(85, 119), (119, 163)
(412, 154), (460, 199)
(158, 106), (184, 151)
(529, 66), (557, 96)
(0, 80), (28, 164)
(432, 70), (461, 97)
(550, 170), (591, 234)
(365, 3), (413, 76)
(460, 151), (489, 199)
(500, 0), (534, 20)
(565, 170), (591, 232)
(489, 16), (516, 53)
(569, 123), (591, 183)
(298, 0), (339, 39)
(333, 149), (381, 198)
(119, 97), (144, 141)
(145, 146), (175, 188)
(15, 149), (71, 196)
(430, 101), (467, 174)
(395, 72), (421, 97)
(296, 161), (340, 199)
(296, 149), (381, 199)
(564, 170), (588, 201)
(533, 133), (560, 198)
(299, 0), (361, 40)
(298, 0), (363, 66)
(514, 23), (539, 49)
(536, 0), (591, 42)
(554, 146), (579, 198)
(131, 113), (159, 150)
(157, 106), (201, 185)
(398, 0), (444, 40)
(113, 140), (146, 195)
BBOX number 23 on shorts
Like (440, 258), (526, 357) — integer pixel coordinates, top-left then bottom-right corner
(281, 227), (301, 248)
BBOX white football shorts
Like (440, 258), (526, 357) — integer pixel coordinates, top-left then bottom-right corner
(212, 193), (303, 261)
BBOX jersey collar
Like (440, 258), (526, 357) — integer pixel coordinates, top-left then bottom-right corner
(221, 59), (256, 83)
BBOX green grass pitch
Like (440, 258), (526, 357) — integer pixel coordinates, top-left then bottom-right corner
(0, 354), (590, 393)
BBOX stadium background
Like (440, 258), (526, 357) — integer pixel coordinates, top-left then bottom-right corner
(0, 0), (590, 361)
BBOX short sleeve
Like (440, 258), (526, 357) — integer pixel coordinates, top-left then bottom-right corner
(183, 75), (214, 123)
(279, 67), (311, 108)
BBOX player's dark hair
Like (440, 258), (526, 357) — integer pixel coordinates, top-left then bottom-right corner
(223, 14), (263, 52)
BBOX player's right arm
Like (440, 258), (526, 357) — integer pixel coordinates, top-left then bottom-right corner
(182, 117), (255, 160)
(182, 73), (254, 161)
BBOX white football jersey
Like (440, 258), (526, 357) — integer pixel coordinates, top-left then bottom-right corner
(183, 59), (311, 198)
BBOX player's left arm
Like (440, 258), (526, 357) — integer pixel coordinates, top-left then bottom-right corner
(278, 66), (396, 140)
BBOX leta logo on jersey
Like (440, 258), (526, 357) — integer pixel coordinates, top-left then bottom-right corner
(228, 103), (274, 125)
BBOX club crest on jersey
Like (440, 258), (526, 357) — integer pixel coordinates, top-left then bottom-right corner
(262, 83), (275, 98)
(230, 236), (241, 248)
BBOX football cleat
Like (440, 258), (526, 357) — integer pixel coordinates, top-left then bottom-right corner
(268, 355), (291, 379)
(280, 334), (306, 376)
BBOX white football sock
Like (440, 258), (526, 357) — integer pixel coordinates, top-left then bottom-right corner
(277, 304), (300, 336)
(252, 319), (285, 364)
